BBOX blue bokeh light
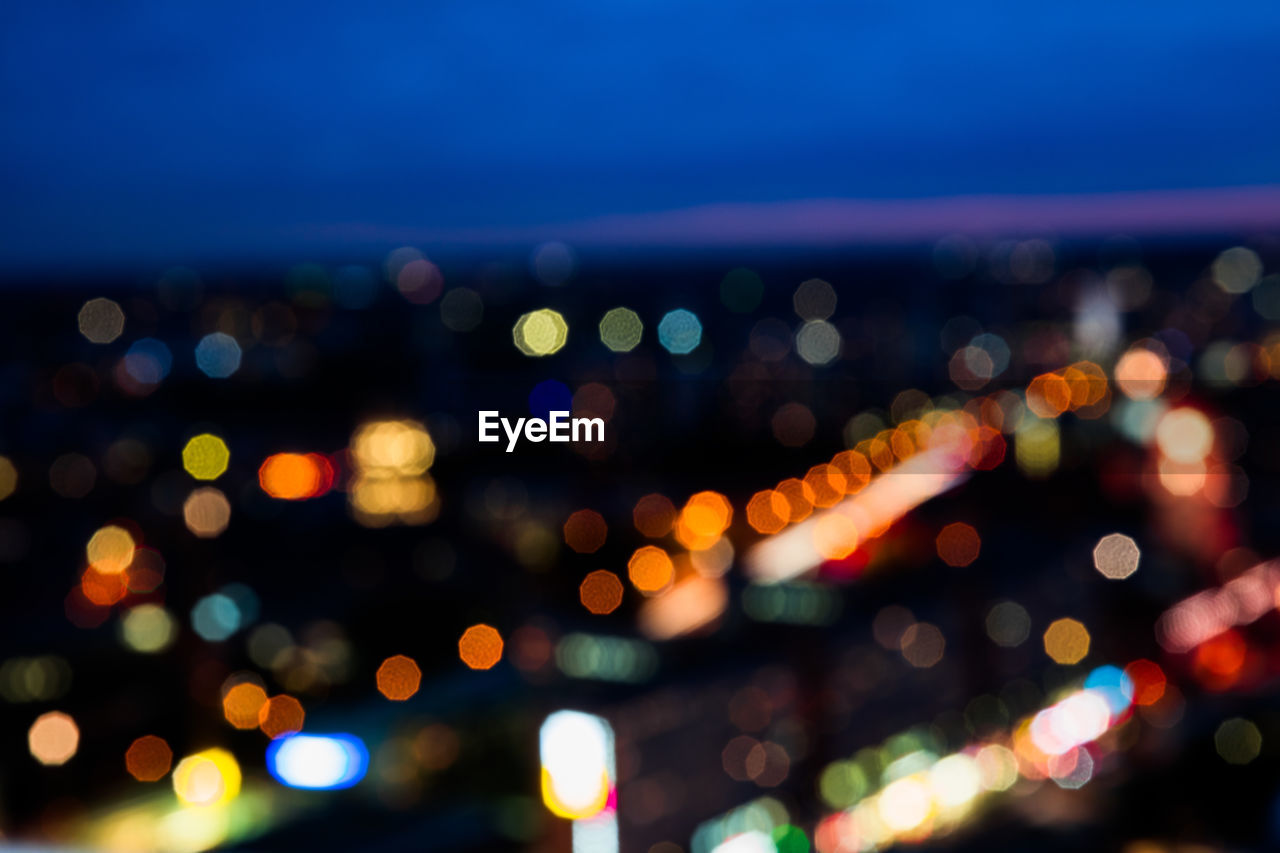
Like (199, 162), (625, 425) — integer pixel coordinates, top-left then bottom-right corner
(124, 338), (173, 384)
(195, 332), (242, 378)
(267, 733), (369, 790)
(657, 309), (702, 355)
(191, 593), (241, 641)
(528, 379), (573, 420)
(1084, 664), (1135, 716)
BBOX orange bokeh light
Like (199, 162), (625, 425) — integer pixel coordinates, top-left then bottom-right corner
(803, 464), (846, 507)
(563, 509), (608, 554)
(376, 654), (422, 701)
(632, 493), (677, 538)
(830, 450), (872, 494)
(746, 489), (790, 535)
(459, 624), (504, 670)
(579, 570), (624, 614)
(1124, 659), (1167, 706)
(258, 694), (306, 739)
(680, 491), (733, 537)
(936, 522), (981, 567)
(222, 683), (269, 730)
(125, 735), (173, 781)
(628, 545), (675, 594)
(81, 566), (128, 606)
(774, 478), (815, 524)
(259, 453), (333, 500)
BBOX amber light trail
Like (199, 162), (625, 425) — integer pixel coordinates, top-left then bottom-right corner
(745, 445), (970, 584)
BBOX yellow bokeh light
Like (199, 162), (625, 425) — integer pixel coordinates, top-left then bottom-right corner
(172, 748), (241, 806)
(352, 420), (435, 475)
(28, 711), (79, 765)
(86, 524), (136, 574)
(1043, 618), (1090, 665)
(182, 434), (230, 481)
(514, 308), (569, 356)
(350, 420), (438, 526)
(598, 307), (643, 352)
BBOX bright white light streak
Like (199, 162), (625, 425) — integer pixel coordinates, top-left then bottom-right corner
(745, 446), (969, 583)
(637, 575), (728, 640)
(540, 711), (615, 821)
(573, 810), (619, 853)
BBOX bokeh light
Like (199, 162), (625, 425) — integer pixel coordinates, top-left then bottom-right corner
(564, 509), (608, 554)
(125, 735), (173, 781)
(267, 733), (369, 790)
(1092, 533), (1140, 580)
(900, 622), (946, 668)
(78, 297), (125, 344)
(633, 493), (677, 538)
(28, 711), (79, 765)
(514, 308), (569, 356)
(657, 309), (703, 354)
(599, 307), (644, 352)
(376, 655), (422, 701)
(628, 546), (675, 594)
(183, 487), (231, 537)
(173, 748), (241, 806)
(985, 601), (1031, 647)
(459, 624), (504, 670)
(0, 455), (16, 500)
(935, 522), (980, 567)
(120, 603), (178, 653)
(259, 694), (306, 739)
(1155, 407), (1214, 464)
(259, 452), (333, 500)
(182, 433), (230, 481)
(195, 332), (243, 378)
(720, 268), (764, 313)
(1211, 246), (1263, 294)
(747, 490), (790, 535)
(1214, 717), (1262, 764)
(86, 524), (136, 574)
(191, 593), (241, 641)
(580, 570), (624, 615)
(1043, 618), (1090, 664)
(793, 279), (837, 320)
(796, 321), (841, 366)
(1114, 348), (1167, 400)
(222, 682), (269, 729)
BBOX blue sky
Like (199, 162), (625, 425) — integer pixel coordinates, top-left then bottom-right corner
(2, 0), (1278, 268)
